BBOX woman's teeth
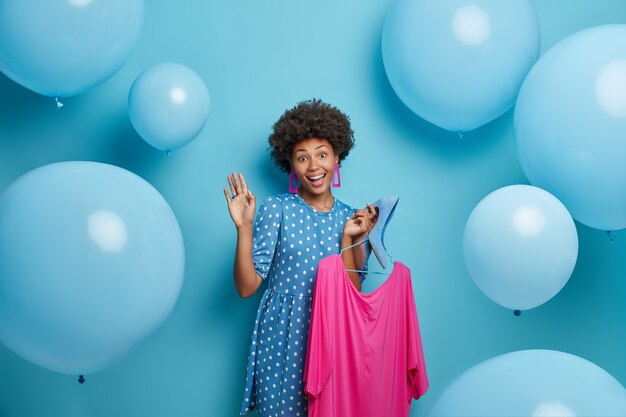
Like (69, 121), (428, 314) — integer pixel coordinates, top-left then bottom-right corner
(307, 174), (326, 185)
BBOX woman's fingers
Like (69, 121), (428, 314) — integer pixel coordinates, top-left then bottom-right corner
(352, 211), (372, 231)
(227, 172), (251, 200)
(239, 173), (249, 196)
(366, 203), (377, 221)
(352, 208), (369, 219)
(223, 187), (232, 205)
(362, 215), (372, 231)
(227, 174), (237, 197)
(232, 172), (243, 195)
(354, 205), (377, 221)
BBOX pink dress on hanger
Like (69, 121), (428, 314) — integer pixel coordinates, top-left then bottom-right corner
(304, 254), (429, 417)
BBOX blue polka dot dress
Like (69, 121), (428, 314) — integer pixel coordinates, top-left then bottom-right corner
(240, 193), (364, 417)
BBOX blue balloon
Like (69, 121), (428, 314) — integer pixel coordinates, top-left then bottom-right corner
(515, 25), (626, 231)
(426, 350), (626, 417)
(382, 0), (539, 132)
(0, 162), (185, 375)
(128, 63), (211, 153)
(463, 185), (578, 311)
(0, 0), (143, 98)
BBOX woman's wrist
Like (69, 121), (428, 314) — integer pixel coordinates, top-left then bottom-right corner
(340, 233), (353, 250)
(353, 235), (367, 245)
(236, 223), (253, 233)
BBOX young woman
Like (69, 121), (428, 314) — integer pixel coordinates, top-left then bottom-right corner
(224, 99), (376, 417)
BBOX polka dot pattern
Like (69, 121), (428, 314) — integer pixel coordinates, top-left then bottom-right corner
(240, 193), (359, 417)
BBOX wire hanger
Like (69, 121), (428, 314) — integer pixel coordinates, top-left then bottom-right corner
(340, 237), (394, 275)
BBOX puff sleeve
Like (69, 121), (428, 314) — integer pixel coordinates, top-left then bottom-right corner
(252, 196), (282, 280)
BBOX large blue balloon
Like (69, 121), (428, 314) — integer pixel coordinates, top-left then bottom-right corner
(382, 0), (539, 132)
(515, 25), (626, 231)
(0, 162), (184, 375)
(0, 0), (143, 97)
(128, 63), (211, 153)
(463, 185), (578, 311)
(425, 350), (626, 417)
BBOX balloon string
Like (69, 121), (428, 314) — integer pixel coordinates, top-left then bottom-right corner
(606, 230), (616, 241)
(78, 375), (85, 384)
(55, 97), (64, 109)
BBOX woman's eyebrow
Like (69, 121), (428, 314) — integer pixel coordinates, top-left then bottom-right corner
(295, 144), (329, 153)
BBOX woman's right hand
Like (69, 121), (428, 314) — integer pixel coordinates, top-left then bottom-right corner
(223, 172), (256, 229)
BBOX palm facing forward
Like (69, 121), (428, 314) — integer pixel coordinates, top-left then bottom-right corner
(224, 172), (256, 229)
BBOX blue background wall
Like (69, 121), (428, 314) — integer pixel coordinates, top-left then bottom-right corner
(1, 1), (625, 416)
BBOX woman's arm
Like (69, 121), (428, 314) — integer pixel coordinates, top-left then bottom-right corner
(341, 235), (362, 291)
(341, 204), (377, 291)
(225, 172), (262, 298)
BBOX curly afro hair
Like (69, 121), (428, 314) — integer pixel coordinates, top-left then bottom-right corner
(268, 99), (355, 173)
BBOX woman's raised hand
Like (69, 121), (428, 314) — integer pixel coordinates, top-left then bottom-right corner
(224, 172), (256, 229)
(343, 203), (378, 241)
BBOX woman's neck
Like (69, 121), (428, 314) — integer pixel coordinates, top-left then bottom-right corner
(298, 190), (335, 212)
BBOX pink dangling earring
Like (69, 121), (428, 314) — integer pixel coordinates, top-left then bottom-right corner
(332, 162), (341, 188)
(289, 168), (299, 193)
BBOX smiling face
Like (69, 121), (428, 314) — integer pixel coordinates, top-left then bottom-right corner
(291, 138), (338, 199)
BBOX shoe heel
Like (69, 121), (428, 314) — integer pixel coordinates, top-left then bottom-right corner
(369, 196), (399, 269)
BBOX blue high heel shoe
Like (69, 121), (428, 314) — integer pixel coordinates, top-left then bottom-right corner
(369, 196), (399, 269)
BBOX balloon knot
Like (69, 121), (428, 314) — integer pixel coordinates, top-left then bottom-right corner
(457, 133), (464, 140)
(514, 310), (521, 316)
(78, 375), (85, 384)
(606, 230), (616, 241)
(55, 97), (64, 109)
(165, 150), (172, 156)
